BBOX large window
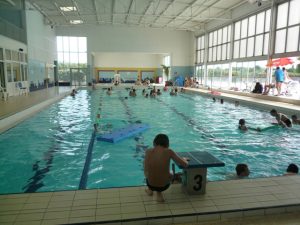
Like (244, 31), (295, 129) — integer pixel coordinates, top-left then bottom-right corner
(195, 65), (204, 85)
(275, 0), (300, 54)
(3, 49), (27, 84)
(231, 60), (268, 91)
(163, 55), (170, 67)
(207, 64), (230, 89)
(193, 1), (300, 95)
(208, 25), (231, 62)
(196, 35), (205, 64)
(56, 36), (87, 82)
(233, 9), (271, 59)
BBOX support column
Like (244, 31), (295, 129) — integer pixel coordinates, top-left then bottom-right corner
(203, 30), (208, 87)
(267, 0), (277, 84)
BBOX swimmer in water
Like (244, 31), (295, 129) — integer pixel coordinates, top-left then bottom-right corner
(238, 119), (261, 132)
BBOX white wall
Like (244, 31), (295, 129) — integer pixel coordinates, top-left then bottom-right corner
(0, 35), (27, 52)
(94, 52), (162, 68)
(25, 7), (57, 86)
(56, 25), (194, 67)
(26, 10), (56, 64)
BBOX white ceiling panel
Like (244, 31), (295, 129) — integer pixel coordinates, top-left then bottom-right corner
(27, 0), (249, 31)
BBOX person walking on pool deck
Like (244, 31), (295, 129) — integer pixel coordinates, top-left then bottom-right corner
(144, 134), (189, 202)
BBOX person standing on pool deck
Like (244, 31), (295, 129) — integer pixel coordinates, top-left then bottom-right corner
(275, 67), (284, 95)
(144, 134), (189, 202)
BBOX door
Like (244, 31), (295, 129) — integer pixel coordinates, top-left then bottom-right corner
(70, 68), (87, 86)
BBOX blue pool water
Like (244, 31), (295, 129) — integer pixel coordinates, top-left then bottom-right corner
(0, 88), (300, 194)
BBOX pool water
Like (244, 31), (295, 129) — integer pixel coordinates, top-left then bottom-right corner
(0, 88), (299, 194)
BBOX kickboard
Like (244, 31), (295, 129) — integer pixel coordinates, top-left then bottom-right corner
(97, 124), (150, 143)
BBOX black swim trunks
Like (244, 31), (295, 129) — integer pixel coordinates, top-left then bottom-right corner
(146, 179), (170, 192)
(284, 119), (292, 127)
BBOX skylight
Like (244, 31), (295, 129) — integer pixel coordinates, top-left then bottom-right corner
(70, 20), (83, 24)
(60, 6), (77, 12)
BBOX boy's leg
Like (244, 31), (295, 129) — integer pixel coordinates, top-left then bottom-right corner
(145, 188), (153, 196)
(156, 192), (165, 203)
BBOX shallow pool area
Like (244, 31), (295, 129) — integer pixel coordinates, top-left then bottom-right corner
(0, 88), (300, 194)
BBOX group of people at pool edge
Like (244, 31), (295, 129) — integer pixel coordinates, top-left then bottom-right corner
(251, 66), (298, 96)
(103, 85), (182, 97)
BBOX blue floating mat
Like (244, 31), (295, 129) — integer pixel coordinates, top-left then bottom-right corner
(97, 124), (150, 143)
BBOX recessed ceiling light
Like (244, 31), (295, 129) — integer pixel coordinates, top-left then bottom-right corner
(70, 20), (83, 24)
(60, 6), (77, 12)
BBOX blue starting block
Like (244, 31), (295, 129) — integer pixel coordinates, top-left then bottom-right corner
(97, 124), (150, 143)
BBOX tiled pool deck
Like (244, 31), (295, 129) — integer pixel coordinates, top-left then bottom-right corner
(185, 87), (300, 114)
(1, 176), (300, 225)
(1, 86), (300, 225)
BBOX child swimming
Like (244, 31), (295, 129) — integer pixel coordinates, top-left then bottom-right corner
(238, 119), (261, 132)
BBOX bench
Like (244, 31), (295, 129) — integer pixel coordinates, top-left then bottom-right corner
(175, 151), (225, 194)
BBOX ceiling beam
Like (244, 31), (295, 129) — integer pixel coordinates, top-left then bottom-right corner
(164, 0), (197, 28)
(157, 0), (227, 9)
(53, 1), (69, 23)
(178, 0), (222, 28)
(72, 0), (83, 22)
(58, 20), (192, 31)
(201, 0), (248, 24)
(150, 0), (175, 26)
(59, 12), (231, 21)
(93, 0), (101, 24)
(111, 0), (115, 24)
(125, 0), (134, 24)
(137, 0), (155, 24)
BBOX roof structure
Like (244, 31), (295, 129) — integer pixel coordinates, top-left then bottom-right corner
(26, 0), (250, 31)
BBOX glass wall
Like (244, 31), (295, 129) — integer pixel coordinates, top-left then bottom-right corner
(220, 64), (230, 89)
(195, 65), (204, 85)
(275, 0), (300, 54)
(206, 64), (230, 89)
(231, 61), (268, 91)
(196, 35), (205, 64)
(208, 25), (231, 62)
(56, 36), (87, 83)
(233, 9), (270, 59)
(193, 1), (300, 95)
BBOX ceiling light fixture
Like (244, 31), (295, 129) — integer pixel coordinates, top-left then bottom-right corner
(60, 6), (77, 12)
(70, 20), (83, 24)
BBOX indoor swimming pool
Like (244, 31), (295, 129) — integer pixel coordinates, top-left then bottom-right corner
(0, 88), (300, 194)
